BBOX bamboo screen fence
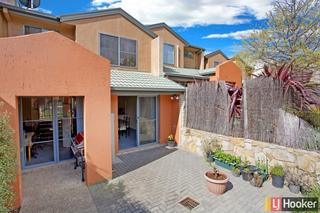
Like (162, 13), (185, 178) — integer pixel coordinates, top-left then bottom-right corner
(186, 78), (320, 151)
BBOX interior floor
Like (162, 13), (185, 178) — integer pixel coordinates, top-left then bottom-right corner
(119, 129), (137, 150)
(26, 143), (54, 166)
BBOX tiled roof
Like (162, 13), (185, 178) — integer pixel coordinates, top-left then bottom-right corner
(111, 70), (185, 92)
(163, 66), (215, 79)
(199, 67), (216, 76)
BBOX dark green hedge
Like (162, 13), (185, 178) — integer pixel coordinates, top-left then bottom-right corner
(0, 103), (17, 212)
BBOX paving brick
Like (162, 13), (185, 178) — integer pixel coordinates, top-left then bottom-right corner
(90, 147), (299, 212)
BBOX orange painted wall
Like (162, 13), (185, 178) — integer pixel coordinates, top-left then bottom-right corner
(0, 32), (112, 208)
(159, 95), (180, 144)
(205, 53), (228, 69)
(111, 95), (119, 153)
(210, 60), (242, 87)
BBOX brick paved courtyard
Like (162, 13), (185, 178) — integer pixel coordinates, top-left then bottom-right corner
(89, 147), (298, 213)
(22, 146), (298, 213)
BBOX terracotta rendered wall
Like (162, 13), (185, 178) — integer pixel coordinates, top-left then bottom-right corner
(210, 60), (242, 87)
(67, 15), (153, 72)
(111, 95), (119, 153)
(205, 53), (228, 69)
(159, 95), (180, 144)
(150, 27), (185, 68)
(0, 32), (112, 208)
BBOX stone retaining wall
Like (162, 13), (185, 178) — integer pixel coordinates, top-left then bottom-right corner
(179, 128), (320, 184)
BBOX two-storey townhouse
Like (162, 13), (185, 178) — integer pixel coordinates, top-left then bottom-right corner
(0, 1), (243, 209)
(0, 1), (185, 209)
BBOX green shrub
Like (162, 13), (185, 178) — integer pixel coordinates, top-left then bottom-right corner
(270, 165), (285, 177)
(213, 150), (241, 165)
(0, 103), (17, 212)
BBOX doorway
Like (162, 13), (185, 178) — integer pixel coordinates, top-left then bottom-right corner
(118, 96), (158, 150)
(19, 97), (84, 168)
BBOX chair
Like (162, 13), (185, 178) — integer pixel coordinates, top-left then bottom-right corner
(24, 132), (34, 161)
(118, 116), (130, 137)
(71, 132), (85, 181)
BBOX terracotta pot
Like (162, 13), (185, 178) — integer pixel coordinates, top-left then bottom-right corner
(204, 171), (229, 195)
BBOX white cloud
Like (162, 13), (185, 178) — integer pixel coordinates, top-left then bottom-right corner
(91, 0), (120, 6)
(90, 0), (272, 27)
(202, 29), (260, 39)
(32, 7), (52, 14)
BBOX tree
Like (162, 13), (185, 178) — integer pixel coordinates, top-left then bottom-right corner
(0, 102), (17, 212)
(242, 0), (320, 78)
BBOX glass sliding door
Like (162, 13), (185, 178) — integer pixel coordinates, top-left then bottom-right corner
(21, 97), (54, 166)
(56, 97), (83, 161)
(20, 96), (83, 168)
(137, 96), (157, 145)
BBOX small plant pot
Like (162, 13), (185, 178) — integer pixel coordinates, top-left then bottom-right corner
(257, 172), (269, 181)
(250, 175), (264, 187)
(271, 175), (284, 188)
(242, 171), (253, 181)
(288, 184), (300, 194)
(167, 140), (176, 147)
(204, 171), (229, 195)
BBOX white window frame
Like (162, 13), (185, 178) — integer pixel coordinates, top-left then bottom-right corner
(99, 33), (138, 68)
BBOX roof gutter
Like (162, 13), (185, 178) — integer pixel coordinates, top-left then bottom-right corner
(164, 73), (209, 80)
(0, 2), (60, 23)
(111, 87), (185, 92)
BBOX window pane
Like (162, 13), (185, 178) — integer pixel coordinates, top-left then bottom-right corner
(213, 61), (220, 67)
(100, 34), (119, 65)
(24, 26), (42, 35)
(120, 38), (136, 53)
(120, 52), (136, 67)
(163, 44), (174, 65)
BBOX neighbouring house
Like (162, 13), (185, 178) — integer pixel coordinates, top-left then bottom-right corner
(0, 1), (242, 210)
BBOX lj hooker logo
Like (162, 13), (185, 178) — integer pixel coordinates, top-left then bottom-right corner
(265, 197), (318, 211)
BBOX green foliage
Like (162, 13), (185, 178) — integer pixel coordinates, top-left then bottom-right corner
(270, 165), (285, 177)
(232, 167), (241, 175)
(256, 159), (268, 174)
(213, 150), (241, 165)
(0, 103), (17, 212)
(241, 0), (320, 74)
(202, 138), (221, 157)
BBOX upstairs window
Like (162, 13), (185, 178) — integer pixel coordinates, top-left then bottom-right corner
(24, 25), (48, 35)
(184, 51), (194, 59)
(100, 34), (137, 67)
(213, 61), (220, 67)
(163, 43), (174, 65)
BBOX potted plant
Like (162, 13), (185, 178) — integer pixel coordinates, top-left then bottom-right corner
(202, 138), (220, 162)
(256, 159), (269, 181)
(242, 166), (253, 181)
(270, 165), (285, 188)
(250, 172), (264, 187)
(204, 163), (229, 195)
(212, 150), (241, 171)
(232, 167), (241, 177)
(167, 134), (175, 147)
(285, 168), (301, 194)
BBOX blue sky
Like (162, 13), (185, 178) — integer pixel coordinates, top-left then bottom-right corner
(33, 0), (271, 58)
